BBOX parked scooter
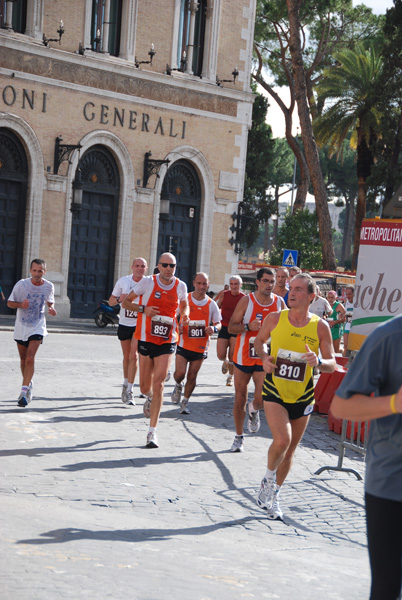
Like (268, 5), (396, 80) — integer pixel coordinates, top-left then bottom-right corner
(94, 300), (120, 328)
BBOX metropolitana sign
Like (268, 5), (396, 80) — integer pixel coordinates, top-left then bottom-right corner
(349, 218), (402, 351)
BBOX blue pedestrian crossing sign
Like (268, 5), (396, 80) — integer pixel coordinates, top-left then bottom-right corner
(282, 249), (299, 267)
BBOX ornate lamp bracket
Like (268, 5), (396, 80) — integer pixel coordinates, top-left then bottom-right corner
(143, 151), (170, 188)
(54, 136), (82, 175)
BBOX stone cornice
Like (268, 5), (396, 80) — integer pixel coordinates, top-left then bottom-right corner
(1, 46), (238, 118)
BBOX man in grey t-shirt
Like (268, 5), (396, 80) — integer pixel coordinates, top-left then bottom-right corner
(7, 259), (57, 407)
(332, 315), (402, 600)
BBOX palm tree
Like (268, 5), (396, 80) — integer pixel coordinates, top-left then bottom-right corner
(313, 43), (383, 270)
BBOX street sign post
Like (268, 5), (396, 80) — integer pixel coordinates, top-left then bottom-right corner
(282, 249), (298, 267)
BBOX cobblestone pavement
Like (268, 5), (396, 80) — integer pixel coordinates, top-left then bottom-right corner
(0, 328), (369, 600)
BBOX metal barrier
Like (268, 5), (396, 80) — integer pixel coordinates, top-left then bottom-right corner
(315, 419), (369, 481)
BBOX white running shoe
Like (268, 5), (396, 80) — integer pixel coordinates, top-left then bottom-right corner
(267, 490), (283, 521)
(226, 375), (233, 386)
(165, 370), (171, 382)
(222, 360), (229, 375)
(231, 435), (244, 452)
(125, 390), (135, 406)
(257, 478), (277, 510)
(143, 396), (152, 418)
(247, 404), (260, 433)
(146, 430), (158, 448)
(121, 384), (128, 404)
(171, 382), (183, 404)
(179, 399), (190, 414)
(27, 381), (33, 403)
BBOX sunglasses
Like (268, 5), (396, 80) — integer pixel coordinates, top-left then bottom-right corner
(159, 262), (176, 268)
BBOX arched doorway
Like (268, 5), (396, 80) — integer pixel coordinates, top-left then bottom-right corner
(68, 145), (119, 318)
(0, 128), (28, 314)
(157, 160), (201, 287)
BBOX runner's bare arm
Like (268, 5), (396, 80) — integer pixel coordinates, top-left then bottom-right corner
(301, 320), (336, 373)
(121, 293), (159, 317)
(205, 320), (221, 336)
(254, 312), (281, 374)
(7, 299), (29, 309)
(332, 385), (402, 421)
(228, 295), (249, 334)
(179, 299), (190, 324)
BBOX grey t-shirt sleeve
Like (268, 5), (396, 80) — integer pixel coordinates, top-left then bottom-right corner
(335, 332), (386, 399)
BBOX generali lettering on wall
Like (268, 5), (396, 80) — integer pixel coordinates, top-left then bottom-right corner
(1, 86), (187, 138)
(348, 218), (402, 351)
(83, 102), (186, 138)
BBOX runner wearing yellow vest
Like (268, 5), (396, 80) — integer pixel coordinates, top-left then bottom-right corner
(254, 273), (336, 521)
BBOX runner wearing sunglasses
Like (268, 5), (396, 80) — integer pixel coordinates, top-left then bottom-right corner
(122, 252), (189, 448)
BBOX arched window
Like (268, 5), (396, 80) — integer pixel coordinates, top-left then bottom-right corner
(91, 0), (122, 56)
(177, 0), (206, 76)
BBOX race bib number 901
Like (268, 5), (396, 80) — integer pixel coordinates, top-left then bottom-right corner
(188, 320), (206, 338)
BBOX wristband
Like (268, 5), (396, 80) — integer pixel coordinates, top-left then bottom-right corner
(317, 357), (322, 366)
(390, 394), (397, 414)
(213, 325), (218, 333)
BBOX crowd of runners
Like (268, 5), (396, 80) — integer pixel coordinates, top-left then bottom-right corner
(6, 256), (402, 599)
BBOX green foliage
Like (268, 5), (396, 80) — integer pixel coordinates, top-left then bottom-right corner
(314, 43), (383, 167)
(242, 92), (276, 247)
(368, 1), (402, 202)
(254, 0), (382, 91)
(269, 208), (323, 270)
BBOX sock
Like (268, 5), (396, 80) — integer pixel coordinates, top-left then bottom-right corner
(148, 426), (156, 433)
(127, 382), (133, 392)
(248, 402), (257, 415)
(124, 378), (128, 386)
(21, 385), (29, 392)
(182, 397), (189, 403)
(265, 468), (276, 481)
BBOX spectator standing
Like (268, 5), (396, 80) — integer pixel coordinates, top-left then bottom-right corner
(332, 315), (402, 600)
(343, 285), (355, 357)
(326, 290), (346, 353)
(308, 285), (332, 318)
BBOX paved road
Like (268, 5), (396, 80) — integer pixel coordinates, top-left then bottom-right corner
(0, 326), (369, 599)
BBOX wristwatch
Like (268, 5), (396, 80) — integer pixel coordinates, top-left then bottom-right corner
(138, 305), (144, 313)
(317, 357), (322, 366)
(244, 323), (249, 332)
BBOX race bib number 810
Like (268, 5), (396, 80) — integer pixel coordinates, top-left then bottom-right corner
(275, 357), (306, 382)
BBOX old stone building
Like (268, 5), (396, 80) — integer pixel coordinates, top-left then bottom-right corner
(0, 0), (256, 318)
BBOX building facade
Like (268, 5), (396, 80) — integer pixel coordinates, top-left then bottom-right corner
(0, 0), (256, 317)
